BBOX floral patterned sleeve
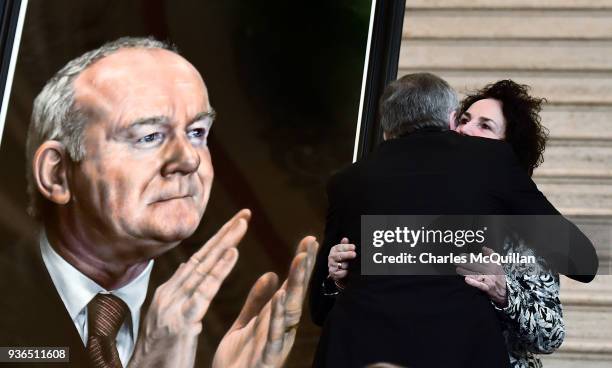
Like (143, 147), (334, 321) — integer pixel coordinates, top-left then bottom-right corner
(495, 239), (565, 355)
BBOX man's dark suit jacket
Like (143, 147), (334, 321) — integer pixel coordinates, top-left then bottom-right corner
(309, 127), (598, 368)
(0, 239), (202, 368)
(0, 241), (91, 367)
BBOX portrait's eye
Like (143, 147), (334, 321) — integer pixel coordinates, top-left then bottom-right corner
(136, 132), (165, 147)
(187, 120), (212, 145)
(187, 128), (207, 140)
(458, 115), (468, 125)
(479, 123), (491, 131)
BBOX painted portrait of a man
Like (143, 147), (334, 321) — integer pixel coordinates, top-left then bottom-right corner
(0, 1), (372, 366)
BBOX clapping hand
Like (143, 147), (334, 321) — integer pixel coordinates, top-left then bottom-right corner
(212, 236), (319, 368)
(128, 209), (251, 368)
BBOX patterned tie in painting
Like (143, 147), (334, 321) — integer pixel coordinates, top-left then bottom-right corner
(86, 294), (129, 368)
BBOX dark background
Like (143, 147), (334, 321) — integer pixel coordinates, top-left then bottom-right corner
(0, 0), (371, 365)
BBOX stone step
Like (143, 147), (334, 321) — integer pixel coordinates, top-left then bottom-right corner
(522, 215), (612, 269)
(558, 339), (612, 355)
(569, 219), (612, 264)
(562, 305), (612, 340)
(561, 275), (612, 306)
(535, 141), (612, 178)
(562, 274), (612, 292)
(404, 10), (612, 40)
(396, 69), (612, 105)
(399, 40), (612, 71)
(534, 181), (612, 213)
(559, 208), (612, 217)
(541, 106), (612, 140)
(536, 278), (612, 365)
(540, 356), (612, 368)
(575, 219), (612, 265)
(504, 214), (612, 269)
(407, 0), (612, 10)
(542, 307), (612, 365)
(562, 291), (612, 306)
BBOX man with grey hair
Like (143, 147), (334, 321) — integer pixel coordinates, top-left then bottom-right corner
(308, 72), (515, 367)
(378, 72), (458, 139)
(1, 37), (317, 368)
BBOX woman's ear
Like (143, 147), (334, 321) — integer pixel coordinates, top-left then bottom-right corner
(449, 110), (457, 130)
(33, 141), (72, 205)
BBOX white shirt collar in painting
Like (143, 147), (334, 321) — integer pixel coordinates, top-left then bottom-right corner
(40, 230), (153, 365)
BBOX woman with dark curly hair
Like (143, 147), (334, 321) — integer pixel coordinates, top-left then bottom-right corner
(451, 80), (561, 368)
(454, 80), (548, 176)
(326, 80), (562, 368)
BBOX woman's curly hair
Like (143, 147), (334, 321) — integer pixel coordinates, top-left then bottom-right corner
(457, 80), (549, 176)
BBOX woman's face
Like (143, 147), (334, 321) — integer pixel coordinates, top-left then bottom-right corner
(455, 98), (506, 140)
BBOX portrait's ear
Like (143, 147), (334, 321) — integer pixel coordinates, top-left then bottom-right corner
(449, 110), (457, 130)
(33, 141), (72, 205)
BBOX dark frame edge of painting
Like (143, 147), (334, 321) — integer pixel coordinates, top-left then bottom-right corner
(0, 0), (25, 136)
(354, 0), (406, 161)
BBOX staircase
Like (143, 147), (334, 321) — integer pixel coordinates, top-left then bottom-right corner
(399, 1), (612, 366)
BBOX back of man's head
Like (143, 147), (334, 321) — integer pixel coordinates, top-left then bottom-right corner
(379, 72), (457, 139)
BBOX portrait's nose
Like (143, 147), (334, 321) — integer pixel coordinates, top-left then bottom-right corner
(161, 135), (200, 177)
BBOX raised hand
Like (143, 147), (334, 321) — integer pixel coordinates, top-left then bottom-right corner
(455, 246), (508, 307)
(328, 237), (356, 283)
(213, 236), (319, 368)
(128, 209), (251, 368)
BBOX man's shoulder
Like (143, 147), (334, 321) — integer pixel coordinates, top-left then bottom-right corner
(0, 239), (86, 358)
(450, 131), (514, 154)
(0, 238), (43, 285)
(449, 133), (521, 171)
(374, 130), (515, 160)
(0, 239), (52, 311)
(324, 132), (519, 194)
(325, 166), (352, 202)
(326, 158), (370, 195)
(0, 241), (49, 339)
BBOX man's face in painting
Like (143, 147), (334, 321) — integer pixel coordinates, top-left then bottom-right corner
(68, 47), (214, 259)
